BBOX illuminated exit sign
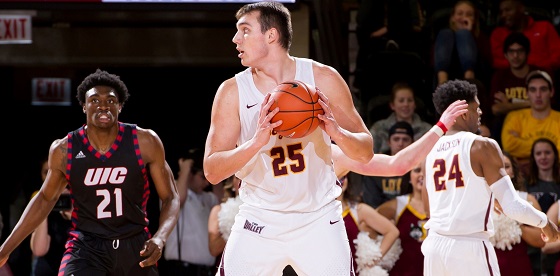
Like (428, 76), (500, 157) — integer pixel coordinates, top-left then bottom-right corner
(0, 14), (32, 44)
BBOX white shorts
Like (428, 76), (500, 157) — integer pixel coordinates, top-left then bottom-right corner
(421, 231), (500, 276)
(217, 200), (354, 276)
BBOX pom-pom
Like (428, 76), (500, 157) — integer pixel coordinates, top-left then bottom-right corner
(218, 197), (243, 241)
(490, 212), (522, 251)
(354, 231), (392, 276)
(376, 235), (402, 271)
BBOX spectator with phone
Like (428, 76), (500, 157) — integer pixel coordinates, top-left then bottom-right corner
(30, 159), (72, 276)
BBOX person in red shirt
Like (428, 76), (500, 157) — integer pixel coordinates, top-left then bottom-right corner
(490, 0), (560, 73)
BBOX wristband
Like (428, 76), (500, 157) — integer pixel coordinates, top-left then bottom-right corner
(436, 121), (448, 133)
(431, 125), (444, 137)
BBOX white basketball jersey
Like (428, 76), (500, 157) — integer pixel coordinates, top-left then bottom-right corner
(234, 57), (339, 212)
(424, 131), (494, 238)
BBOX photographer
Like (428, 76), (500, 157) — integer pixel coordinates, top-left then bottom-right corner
(30, 159), (72, 276)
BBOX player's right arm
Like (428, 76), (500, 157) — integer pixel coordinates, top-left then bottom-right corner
(204, 78), (281, 184)
(0, 138), (69, 267)
(331, 100), (467, 177)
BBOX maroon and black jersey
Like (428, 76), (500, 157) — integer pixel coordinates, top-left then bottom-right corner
(66, 122), (150, 239)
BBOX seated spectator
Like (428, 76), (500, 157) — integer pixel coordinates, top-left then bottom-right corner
(501, 70), (560, 175)
(432, 0), (492, 85)
(525, 138), (560, 275)
(363, 121), (415, 208)
(490, 0), (560, 73)
(369, 82), (431, 154)
(490, 32), (545, 144)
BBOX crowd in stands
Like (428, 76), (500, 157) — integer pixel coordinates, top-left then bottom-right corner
(351, 0), (560, 275)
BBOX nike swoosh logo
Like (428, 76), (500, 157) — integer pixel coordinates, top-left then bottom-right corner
(329, 220), (340, 225)
(246, 103), (258, 109)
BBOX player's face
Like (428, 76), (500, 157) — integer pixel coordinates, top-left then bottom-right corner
(533, 142), (555, 172)
(84, 86), (121, 129)
(466, 96), (482, 133)
(232, 11), (268, 67)
(390, 88), (415, 120)
(527, 78), (553, 112)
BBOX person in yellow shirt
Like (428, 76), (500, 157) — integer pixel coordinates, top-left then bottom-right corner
(501, 70), (560, 177)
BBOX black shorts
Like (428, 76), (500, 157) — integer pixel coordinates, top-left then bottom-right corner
(59, 230), (159, 276)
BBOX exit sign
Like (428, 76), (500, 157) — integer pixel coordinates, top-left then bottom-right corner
(32, 78), (72, 106)
(0, 14), (32, 44)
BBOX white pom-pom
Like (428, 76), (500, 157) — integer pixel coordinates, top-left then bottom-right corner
(376, 235), (402, 271)
(354, 232), (389, 276)
(217, 197), (243, 241)
(490, 212), (522, 251)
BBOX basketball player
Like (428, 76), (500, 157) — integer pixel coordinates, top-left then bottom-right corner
(0, 69), (180, 275)
(421, 79), (559, 276)
(203, 2), (375, 275)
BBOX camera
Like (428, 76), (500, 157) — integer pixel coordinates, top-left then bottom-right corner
(53, 194), (72, 212)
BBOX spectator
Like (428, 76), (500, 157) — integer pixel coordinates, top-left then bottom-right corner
(432, 0), (492, 85)
(501, 70), (560, 176)
(490, 0), (560, 73)
(162, 148), (219, 276)
(490, 32), (544, 143)
(525, 138), (560, 275)
(369, 82), (431, 154)
(491, 151), (544, 276)
(377, 159), (427, 276)
(29, 158), (72, 276)
(363, 121), (415, 208)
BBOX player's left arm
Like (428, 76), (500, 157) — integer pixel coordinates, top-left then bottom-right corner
(476, 138), (558, 241)
(137, 127), (180, 267)
(313, 63), (373, 163)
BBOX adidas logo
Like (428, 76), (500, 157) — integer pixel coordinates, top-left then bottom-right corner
(76, 151), (86, 159)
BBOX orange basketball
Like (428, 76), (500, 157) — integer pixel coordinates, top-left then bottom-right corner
(268, 80), (324, 139)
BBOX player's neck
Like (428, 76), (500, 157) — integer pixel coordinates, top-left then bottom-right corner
(84, 125), (118, 153)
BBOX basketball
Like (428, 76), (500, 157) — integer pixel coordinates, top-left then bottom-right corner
(268, 80), (324, 139)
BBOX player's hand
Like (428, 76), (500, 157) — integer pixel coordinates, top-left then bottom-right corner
(438, 100), (468, 130)
(540, 220), (559, 242)
(316, 87), (341, 137)
(254, 93), (282, 147)
(139, 237), (164, 268)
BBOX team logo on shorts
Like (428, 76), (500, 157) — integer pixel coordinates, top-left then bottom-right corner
(243, 219), (265, 234)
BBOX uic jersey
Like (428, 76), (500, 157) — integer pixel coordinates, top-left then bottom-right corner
(235, 57), (339, 212)
(67, 123), (150, 239)
(424, 131), (494, 238)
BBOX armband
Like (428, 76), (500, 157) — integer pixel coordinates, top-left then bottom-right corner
(431, 125), (444, 137)
(436, 121), (448, 133)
